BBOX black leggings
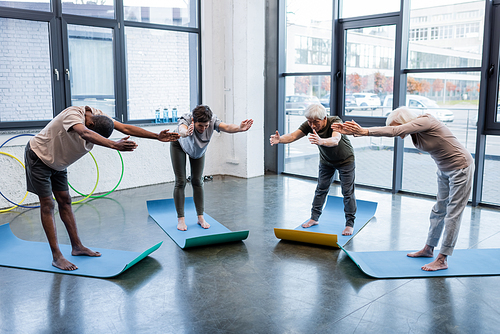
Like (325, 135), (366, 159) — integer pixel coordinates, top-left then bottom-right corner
(170, 141), (205, 218)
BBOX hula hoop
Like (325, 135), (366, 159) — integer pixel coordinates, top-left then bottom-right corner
(69, 151), (124, 198)
(67, 151), (99, 204)
(0, 133), (35, 149)
(0, 151), (31, 212)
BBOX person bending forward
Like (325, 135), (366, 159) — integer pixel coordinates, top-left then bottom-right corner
(26, 106), (179, 271)
(171, 105), (253, 231)
(332, 106), (473, 271)
(270, 103), (357, 236)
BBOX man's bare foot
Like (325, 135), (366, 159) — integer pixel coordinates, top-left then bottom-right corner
(422, 254), (448, 271)
(407, 245), (434, 258)
(342, 226), (353, 236)
(177, 217), (188, 231)
(302, 219), (318, 228)
(52, 257), (78, 271)
(197, 215), (210, 229)
(71, 246), (101, 257)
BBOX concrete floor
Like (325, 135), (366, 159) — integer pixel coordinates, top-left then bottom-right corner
(1, 174), (500, 333)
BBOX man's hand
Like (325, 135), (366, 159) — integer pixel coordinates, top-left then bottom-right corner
(158, 129), (180, 142)
(308, 129), (323, 146)
(113, 136), (138, 151)
(186, 123), (194, 136)
(332, 120), (367, 136)
(239, 119), (254, 132)
(270, 130), (280, 146)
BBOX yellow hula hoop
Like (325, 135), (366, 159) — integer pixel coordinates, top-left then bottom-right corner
(68, 151), (99, 204)
(0, 151), (29, 213)
(0, 150), (98, 211)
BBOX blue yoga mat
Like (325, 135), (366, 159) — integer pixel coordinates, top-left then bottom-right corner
(0, 223), (161, 277)
(274, 196), (378, 247)
(340, 246), (500, 278)
(147, 197), (249, 249)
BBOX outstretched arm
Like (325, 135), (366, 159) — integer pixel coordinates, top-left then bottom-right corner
(331, 121), (369, 136)
(71, 123), (138, 151)
(218, 119), (254, 133)
(270, 129), (305, 145)
(113, 121), (180, 142)
(308, 129), (341, 147)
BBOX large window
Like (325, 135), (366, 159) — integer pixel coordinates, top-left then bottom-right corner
(124, 0), (197, 27)
(125, 28), (195, 121)
(283, 75), (329, 176)
(0, 18), (53, 123)
(344, 25), (395, 117)
(0, 0), (200, 128)
(62, 0), (115, 19)
(68, 25), (115, 117)
(285, 0), (332, 73)
(274, 0), (500, 208)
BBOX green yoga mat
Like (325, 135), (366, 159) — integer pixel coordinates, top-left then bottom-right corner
(147, 197), (249, 249)
(0, 223), (161, 277)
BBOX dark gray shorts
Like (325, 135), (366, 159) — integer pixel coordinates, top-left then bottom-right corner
(25, 142), (68, 198)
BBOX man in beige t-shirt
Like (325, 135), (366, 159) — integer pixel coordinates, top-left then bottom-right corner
(25, 106), (179, 271)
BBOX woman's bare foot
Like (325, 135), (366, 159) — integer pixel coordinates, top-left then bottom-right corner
(302, 219), (318, 228)
(71, 246), (101, 257)
(52, 256), (78, 271)
(197, 215), (210, 229)
(177, 217), (188, 231)
(407, 245), (434, 258)
(422, 253), (448, 271)
(342, 226), (353, 236)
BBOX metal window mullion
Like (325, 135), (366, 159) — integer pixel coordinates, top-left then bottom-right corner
(277, 0), (286, 174)
(114, 0), (126, 122)
(391, 0), (410, 194)
(472, 0), (495, 205)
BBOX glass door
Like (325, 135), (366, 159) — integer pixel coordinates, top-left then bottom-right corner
(63, 24), (116, 118)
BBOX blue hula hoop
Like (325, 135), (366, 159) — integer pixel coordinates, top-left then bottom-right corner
(0, 134), (40, 208)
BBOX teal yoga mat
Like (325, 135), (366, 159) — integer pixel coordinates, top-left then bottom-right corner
(274, 196), (378, 247)
(147, 197), (249, 249)
(0, 223), (161, 277)
(340, 245), (500, 278)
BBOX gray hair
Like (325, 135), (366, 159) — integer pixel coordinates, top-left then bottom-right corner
(304, 103), (327, 120)
(386, 106), (417, 126)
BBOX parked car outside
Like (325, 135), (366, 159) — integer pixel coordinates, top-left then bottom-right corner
(352, 93), (381, 110)
(320, 93), (331, 109)
(382, 94), (454, 122)
(285, 95), (320, 115)
(320, 93), (357, 112)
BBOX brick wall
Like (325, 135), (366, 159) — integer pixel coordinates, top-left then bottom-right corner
(0, 18), (53, 122)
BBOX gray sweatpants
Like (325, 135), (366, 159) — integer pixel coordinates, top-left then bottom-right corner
(426, 164), (474, 256)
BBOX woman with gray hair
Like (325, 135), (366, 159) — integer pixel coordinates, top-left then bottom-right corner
(332, 106), (474, 271)
(270, 103), (357, 235)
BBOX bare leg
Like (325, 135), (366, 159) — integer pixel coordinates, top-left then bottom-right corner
(54, 191), (101, 258)
(407, 244), (434, 258)
(197, 215), (210, 229)
(302, 219), (318, 228)
(422, 253), (448, 271)
(342, 226), (353, 236)
(177, 217), (188, 231)
(39, 196), (78, 271)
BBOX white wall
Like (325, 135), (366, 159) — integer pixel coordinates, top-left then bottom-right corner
(0, 0), (265, 209)
(201, 0), (265, 178)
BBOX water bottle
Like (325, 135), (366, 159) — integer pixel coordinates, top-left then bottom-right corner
(172, 107), (178, 122)
(163, 107), (169, 123)
(155, 109), (161, 123)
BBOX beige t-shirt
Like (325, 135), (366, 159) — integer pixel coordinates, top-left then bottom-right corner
(30, 106), (107, 171)
(368, 114), (473, 171)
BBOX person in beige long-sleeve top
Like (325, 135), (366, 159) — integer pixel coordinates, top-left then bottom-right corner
(332, 106), (474, 272)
